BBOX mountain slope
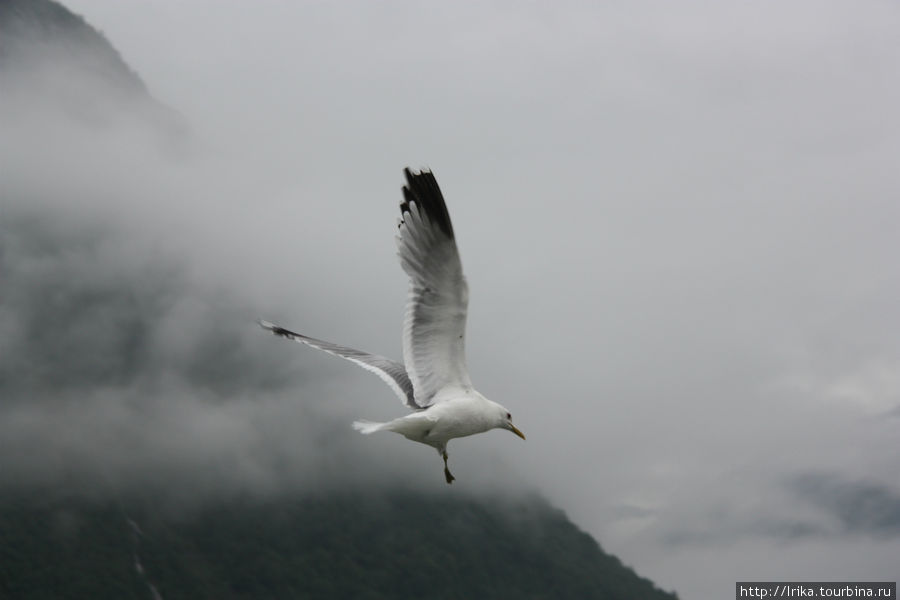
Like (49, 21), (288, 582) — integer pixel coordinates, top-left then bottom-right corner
(0, 490), (679, 600)
(0, 0), (183, 132)
(0, 0), (146, 94)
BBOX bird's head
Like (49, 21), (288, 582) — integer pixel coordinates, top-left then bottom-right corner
(493, 403), (525, 440)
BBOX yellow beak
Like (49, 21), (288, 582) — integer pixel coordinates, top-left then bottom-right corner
(509, 424), (526, 440)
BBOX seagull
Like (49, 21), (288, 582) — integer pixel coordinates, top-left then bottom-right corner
(260, 168), (525, 484)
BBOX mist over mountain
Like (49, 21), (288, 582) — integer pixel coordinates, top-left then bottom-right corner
(0, 0), (183, 134)
(0, 2), (680, 598)
(0, 0), (145, 92)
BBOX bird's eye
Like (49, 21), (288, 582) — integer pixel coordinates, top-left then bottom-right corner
(506, 412), (511, 420)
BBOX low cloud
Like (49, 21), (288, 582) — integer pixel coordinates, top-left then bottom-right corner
(789, 473), (900, 539)
(0, 33), (461, 502)
(0, 193), (353, 498)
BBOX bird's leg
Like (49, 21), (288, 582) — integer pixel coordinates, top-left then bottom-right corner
(442, 450), (455, 484)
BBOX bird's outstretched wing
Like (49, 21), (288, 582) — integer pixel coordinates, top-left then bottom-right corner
(396, 169), (472, 405)
(258, 320), (422, 410)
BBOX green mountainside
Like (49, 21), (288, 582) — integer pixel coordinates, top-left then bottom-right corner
(0, 490), (678, 600)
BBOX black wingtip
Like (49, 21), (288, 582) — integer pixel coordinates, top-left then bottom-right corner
(400, 168), (455, 239)
(259, 319), (296, 340)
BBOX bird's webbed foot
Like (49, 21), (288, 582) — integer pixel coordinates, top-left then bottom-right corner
(442, 450), (455, 484)
(444, 465), (456, 484)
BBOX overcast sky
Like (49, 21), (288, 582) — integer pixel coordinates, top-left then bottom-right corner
(4, 1), (900, 597)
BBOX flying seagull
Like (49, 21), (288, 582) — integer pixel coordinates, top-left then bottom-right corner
(259, 168), (525, 484)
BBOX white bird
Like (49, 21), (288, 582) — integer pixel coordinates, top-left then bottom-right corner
(260, 168), (525, 484)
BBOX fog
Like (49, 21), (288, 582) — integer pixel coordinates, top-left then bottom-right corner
(3, 1), (900, 596)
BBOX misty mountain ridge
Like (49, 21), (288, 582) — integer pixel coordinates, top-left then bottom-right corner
(1, 2), (681, 598)
(0, 0), (184, 134)
(0, 0), (146, 94)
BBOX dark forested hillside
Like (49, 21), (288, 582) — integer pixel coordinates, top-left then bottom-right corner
(0, 490), (678, 600)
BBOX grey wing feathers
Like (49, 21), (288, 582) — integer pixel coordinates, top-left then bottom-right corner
(397, 169), (472, 404)
(258, 320), (422, 410)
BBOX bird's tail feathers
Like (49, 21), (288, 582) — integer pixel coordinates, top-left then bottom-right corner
(352, 420), (387, 435)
